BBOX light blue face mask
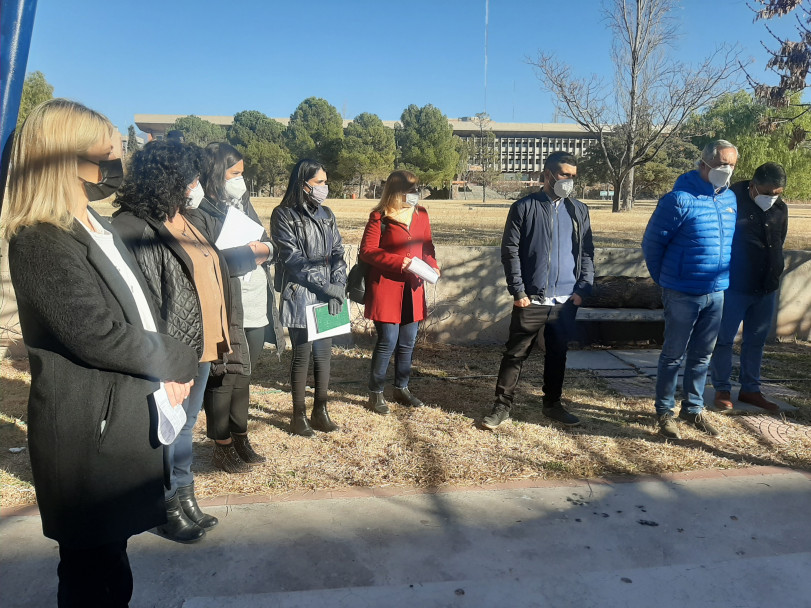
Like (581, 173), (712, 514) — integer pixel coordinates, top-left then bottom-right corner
(405, 193), (419, 207)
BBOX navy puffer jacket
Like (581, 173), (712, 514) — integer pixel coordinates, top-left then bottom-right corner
(642, 170), (737, 295)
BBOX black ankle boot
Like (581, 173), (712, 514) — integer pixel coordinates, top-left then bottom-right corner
(310, 399), (340, 432)
(177, 483), (218, 530)
(157, 493), (205, 543)
(393, 386), (424, 407)
(292, 402), (315, 437)
(212, 441), (250, 474)
(368, 392), (390, 415)
(231, 433), (266, 464)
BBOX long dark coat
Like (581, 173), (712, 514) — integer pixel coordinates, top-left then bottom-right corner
(8, 209), (198, 549)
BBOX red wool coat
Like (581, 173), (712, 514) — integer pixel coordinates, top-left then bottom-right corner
(360, 207), (439, 324)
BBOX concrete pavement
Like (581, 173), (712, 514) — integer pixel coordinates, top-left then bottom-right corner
(2, 467), (810, 608)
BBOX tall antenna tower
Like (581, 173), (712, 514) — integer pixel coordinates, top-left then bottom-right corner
(484, 0), (489, 113)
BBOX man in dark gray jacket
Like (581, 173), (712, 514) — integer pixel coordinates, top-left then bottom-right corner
(710, 162), (788, 412)
(482, 151), (594, 430)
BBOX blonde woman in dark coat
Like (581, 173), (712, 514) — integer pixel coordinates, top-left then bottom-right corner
(2, 99), (198, 607)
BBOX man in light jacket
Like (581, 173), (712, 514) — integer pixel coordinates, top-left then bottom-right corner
(482, 151), (594, 430)
(643, 140), (738, 439)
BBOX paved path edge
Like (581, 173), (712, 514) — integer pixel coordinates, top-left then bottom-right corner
(3, 464), (809, 518)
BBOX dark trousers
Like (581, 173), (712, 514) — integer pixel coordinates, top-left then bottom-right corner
(369, 320), (420, 392)
(57, 539), (131, 607)
(494, 301), (578, 408)
(288, 327), (332, 407)
(204, 326), (265, 440)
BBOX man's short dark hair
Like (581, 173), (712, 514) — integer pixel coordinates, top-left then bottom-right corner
(544, 151), (577, 172)
(752, 162), (787, 189)
(166, 130), (185, 143)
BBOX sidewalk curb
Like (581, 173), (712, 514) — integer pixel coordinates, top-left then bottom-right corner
(4, 465), (808, 518)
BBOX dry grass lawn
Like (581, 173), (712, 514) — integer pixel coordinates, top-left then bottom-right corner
(94, 197), (811, 250)
(2, 340), (810, 508)
(252, 196), (811, 250)
(3, 197), (809, 507)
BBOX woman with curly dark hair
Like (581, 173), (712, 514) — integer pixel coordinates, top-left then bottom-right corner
(112, 140), (229, 543)
(185, 142), (285, 472)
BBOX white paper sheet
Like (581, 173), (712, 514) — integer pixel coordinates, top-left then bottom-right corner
(407, 257), (439, 284)
(305, 300), (352, 342)
(153, 383), (187, 446)
(214, 206), (265, 250)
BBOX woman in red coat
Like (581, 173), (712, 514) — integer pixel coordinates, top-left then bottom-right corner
(360, 170), (440, 413)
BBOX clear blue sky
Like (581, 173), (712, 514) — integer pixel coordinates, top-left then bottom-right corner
(25, 0), (799, 136)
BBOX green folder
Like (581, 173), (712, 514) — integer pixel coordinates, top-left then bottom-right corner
(313, 299), (350, 334)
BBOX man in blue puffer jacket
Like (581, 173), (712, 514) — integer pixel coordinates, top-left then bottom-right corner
(643, 139), (738, 440)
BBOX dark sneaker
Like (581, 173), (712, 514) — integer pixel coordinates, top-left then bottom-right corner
(657, 412), (681, 439)
(393, 386), (424, 407)
(542, 402), (581, 427)
(679, 411), (720, 437)
(482, 405), (511, 430)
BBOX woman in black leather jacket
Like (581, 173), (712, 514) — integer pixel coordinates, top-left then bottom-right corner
(186, 142), (285, 473)
(113, 140), (226, 543)
(271, 159), (347, 437)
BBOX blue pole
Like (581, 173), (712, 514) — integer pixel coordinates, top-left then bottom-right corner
(0, 0), (38, 213)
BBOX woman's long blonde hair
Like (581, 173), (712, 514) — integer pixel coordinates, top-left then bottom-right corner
(372, 170), (419, 217)
(1, 98), (114, 239)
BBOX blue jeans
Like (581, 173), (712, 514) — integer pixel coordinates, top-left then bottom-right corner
(369, 321), (420, 392)
(654, 289), (724, 416)
(710, 289), (776, 393)
(164, 361), (210, 498)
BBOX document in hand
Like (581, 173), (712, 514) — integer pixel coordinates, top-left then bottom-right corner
(152, 383), (187, 446)
(214, 206), (265, 250)
(306, 299), (351, 342)
(407, 257), (439, 284)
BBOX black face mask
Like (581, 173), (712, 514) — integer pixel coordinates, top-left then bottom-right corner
(80, 158), (124, 201)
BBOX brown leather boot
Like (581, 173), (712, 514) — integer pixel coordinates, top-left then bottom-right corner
(713, 390), (733, 411)
(738, 391), (779, 412)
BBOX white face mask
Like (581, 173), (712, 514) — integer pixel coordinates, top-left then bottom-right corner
(186, 181), (204, 209)
(704, 161), (734, 190)
(552, 178), (574, 199)
(405, 193), (419, 207)
(224, 175), (247, 201)
(752, 186), (779, 211)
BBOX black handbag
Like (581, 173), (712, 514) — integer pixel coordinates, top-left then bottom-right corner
(346, 258), (369, 304)
(347, 220), (387, 304)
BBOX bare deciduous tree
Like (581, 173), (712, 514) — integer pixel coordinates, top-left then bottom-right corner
(529, 0), (740, 212)
(748, 0), (811, 146)
(469, 112), (502, 203)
